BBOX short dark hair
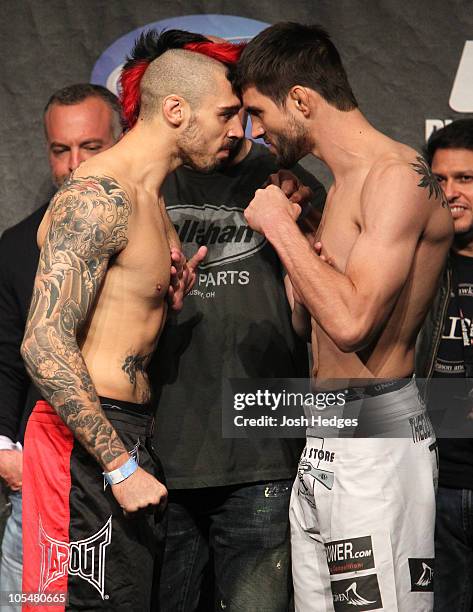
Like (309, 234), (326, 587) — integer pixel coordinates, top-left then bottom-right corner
(44, 83), (124, 131)
(236, 22), (357, 111)
(424, 119), (473, 166)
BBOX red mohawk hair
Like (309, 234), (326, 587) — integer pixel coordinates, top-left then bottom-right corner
(183, 41), (246, 64)
(119, 60), (149, 131)
(120, 29), (245, 129)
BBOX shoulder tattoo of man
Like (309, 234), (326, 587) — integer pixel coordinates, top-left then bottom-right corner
(50, 175), (131, 258)
(410, 156), (448, 208)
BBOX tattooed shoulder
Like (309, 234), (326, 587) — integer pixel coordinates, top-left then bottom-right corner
(48, 175), (132, 257)
(410, 156), (448, 208)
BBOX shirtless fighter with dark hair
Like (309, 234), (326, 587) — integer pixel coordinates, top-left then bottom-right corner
(20, 30), (244, 610)
(237, 22), (452, 612)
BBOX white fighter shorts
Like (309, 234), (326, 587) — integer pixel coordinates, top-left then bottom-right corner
(290, 379), (437, 612)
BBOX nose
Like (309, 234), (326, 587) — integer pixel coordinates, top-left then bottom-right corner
(67, 148), (82, 173)
(228, 114), (244, 139)
(444, 179), (460, 202)
(250, 117), (265, 139)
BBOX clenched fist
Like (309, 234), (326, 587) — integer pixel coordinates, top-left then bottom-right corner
(112, 466), (167, 516)
(245, 184), (301, 235)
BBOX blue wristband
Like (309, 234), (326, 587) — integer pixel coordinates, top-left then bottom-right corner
(103, 456), (138, 486)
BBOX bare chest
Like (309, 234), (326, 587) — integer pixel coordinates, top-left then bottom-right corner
(113, 202), (171, 302)
(316, 191), (361, 273)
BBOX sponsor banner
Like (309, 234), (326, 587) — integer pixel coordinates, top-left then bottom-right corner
(331, 574), (382, 611)
(326, 536), (375, 575)
(409, 558), (434, 592)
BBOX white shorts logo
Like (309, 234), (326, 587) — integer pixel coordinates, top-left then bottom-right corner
(335, 581), (376, 606)
(416, 562), (433, 587)
(332, 574), (382, 610)
(39, 516), (112, 599)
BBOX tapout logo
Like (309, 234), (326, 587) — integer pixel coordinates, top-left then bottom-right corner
(39, 516), (112, 599)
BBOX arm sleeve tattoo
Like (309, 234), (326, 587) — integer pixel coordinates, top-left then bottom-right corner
(21, 176), (131, 467)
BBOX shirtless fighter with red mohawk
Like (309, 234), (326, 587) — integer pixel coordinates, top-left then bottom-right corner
(21, 29), (244, 611)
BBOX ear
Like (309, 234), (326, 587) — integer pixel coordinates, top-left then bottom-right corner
(162, 95), (187, 127)
(289, 86), (310, 118)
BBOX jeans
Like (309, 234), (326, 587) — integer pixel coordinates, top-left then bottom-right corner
(0, 491), (22, 612)
(159, 480), (293, 612)
(435, 486), (473, 611)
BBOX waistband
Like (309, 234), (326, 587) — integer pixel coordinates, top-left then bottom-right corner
(31, 397), (154, 437)
(318, 377), (412, 402)
(306, 378), (431, 438)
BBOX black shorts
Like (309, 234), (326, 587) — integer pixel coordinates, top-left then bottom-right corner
(23, 397), (166, 611)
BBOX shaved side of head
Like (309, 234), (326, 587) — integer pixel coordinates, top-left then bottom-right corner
(139, 49), (228, 121)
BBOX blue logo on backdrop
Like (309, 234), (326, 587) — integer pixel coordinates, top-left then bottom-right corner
(91, 14), (269, 95)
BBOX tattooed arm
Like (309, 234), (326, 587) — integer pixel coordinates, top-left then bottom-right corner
(245, 159), (452, 352)
(21, 176), (130, 468)
(21, 175), (168, 511)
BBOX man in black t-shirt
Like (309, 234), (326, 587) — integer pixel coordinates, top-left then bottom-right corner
(154, 131), (325, 611)
(416, 119), (473, 611)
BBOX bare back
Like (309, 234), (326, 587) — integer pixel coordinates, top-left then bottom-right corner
(37, 156), (172, 404)
(312, 142), (452, 381)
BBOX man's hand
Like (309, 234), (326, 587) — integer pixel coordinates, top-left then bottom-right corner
(266, 170), (322, 233)
(265, 170), (313, 205)
(168, 246), (207, 312)
(0, 450), (22, 491)
(111, 467), (167, 516)
(245, 185), (301, 235)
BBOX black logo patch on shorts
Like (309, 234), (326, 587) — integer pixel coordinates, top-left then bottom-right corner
(409, 558), (434, 592)
(331, 574), (382, 611)
(325, 536), (375, 575)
